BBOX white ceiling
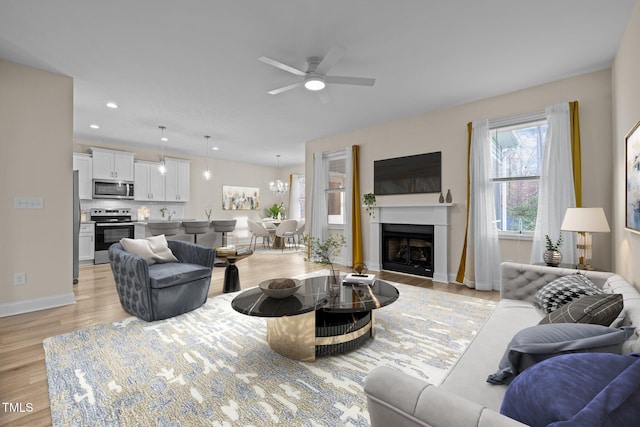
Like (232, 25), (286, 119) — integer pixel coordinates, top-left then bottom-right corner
(0, 0), (635, 167)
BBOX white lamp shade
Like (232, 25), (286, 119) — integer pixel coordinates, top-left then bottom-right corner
(561, 207), (610, 233)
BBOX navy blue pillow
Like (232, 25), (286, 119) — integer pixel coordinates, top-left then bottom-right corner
(501, 352), (640, 427)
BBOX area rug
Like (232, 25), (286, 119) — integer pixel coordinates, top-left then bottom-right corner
(43, 276), (496, 426)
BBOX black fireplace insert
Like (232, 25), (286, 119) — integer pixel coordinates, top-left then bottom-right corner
(381, 223), (434, 277)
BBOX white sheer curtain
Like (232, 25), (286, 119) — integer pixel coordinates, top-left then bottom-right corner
(465, 119), (501, 291)
(309, 152), (328, 243)
(343, 147), (354, 266)
(288, 174), (302, 221)
(530, 102), (577, 265)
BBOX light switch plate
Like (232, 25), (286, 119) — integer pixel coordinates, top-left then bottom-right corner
(14, 197), (44, 209)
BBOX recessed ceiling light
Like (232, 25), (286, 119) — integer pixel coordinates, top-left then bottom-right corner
(212, 146), (219, 150)
(106, 102), (118, 109)
(89, 124), (100, 129)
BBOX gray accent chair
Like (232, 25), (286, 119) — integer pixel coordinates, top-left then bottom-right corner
(108, 240), (215, 321)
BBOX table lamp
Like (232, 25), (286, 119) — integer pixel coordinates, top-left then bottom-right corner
(560, 207), (610, 270)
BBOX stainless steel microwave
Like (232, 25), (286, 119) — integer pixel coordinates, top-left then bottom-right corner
(92, 179), (135, 199)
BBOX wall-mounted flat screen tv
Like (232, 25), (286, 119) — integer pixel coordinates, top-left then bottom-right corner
(374, 151), (441, 195)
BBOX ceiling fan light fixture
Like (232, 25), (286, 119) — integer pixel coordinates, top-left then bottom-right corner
(304, 76), (326, 91)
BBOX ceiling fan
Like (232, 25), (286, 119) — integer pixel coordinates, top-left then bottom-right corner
(258, 45), (375, 102)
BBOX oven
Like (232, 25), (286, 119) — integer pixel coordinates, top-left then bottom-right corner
(91, 208), (134, 264)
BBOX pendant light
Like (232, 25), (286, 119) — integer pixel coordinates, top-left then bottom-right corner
(158, 126), (167, 175)
(203, 135), (212, 180)
(269, 154), (289, 197)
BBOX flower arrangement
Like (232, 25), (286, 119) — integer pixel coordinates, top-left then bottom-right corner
(303, 234), (346, 266)
(303, 234), (346, 285)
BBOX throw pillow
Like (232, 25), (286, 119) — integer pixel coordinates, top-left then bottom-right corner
(501, 352), (640, 427)
(539, 293), (624, 326)
(120, 237), (156, 264)
(486, 323), (633, 385)
(533, 274), (603, 313)
(145, 235), (179, 263)
(120, 235), (178, 265)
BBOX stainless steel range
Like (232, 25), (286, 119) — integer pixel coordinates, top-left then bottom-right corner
(90, 208), (134, 264)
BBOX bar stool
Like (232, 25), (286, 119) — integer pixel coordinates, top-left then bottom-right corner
(210, 220), (237, 246)
(182, 220), (210, 244)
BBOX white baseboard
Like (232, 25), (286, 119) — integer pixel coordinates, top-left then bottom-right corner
(0, 293), (75, 317)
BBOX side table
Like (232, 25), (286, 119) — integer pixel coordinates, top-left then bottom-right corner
(533, 262), (603, 272)
(217, 252), (252, 293)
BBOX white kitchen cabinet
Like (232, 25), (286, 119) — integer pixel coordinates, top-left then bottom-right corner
(134, 161), (166, 201)
(73, 153), (93, 199)
(79, 223), (95, 262)
(164, 158), (190, 202)
(91, 147), (134, 181)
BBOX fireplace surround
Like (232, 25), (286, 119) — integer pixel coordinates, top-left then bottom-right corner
(369, 204), (452, 283)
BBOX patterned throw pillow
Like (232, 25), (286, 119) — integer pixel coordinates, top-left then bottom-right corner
(533, 274), (603, 313)
(539, 293), (624, 326)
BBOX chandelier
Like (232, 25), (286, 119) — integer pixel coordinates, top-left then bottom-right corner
(269, 154), (289, 197)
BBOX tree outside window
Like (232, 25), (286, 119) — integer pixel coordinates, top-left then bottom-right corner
(491, 120), (547, 233)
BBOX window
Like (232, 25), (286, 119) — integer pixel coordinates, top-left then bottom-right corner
(296, 175), (305, 219)
(327, 156), (346, 226)
(490, 119), (547, 234)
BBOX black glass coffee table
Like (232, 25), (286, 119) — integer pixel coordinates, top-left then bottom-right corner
(231, 275), (399, 361)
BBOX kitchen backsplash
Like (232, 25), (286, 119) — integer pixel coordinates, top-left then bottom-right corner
(80, 199), (185, 221)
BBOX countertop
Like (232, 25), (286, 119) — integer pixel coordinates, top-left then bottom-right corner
(134, 218), (199, 225)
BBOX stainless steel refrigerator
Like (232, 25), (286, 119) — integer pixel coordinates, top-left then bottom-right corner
(73, 170), (80, 284)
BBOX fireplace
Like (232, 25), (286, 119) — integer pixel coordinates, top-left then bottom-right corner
(369, 204), (451, 283)
(382, 223), (434, 277)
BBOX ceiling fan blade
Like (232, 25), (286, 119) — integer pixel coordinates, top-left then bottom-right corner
(315, 45), (347, 75)
(267, 81), (303, 95)
(317, 90), (331, 105)
(258, 56), (306, 76)
(326, 76), (376, 86)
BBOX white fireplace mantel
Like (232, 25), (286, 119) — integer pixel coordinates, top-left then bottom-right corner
(369, 203), (453, 283)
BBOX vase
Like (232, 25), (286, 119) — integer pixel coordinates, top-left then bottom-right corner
(328, 268), (341, 296)
(439, 192), (444, 203)
(445, 189), (452, 203)
(543, 250), (562, 266)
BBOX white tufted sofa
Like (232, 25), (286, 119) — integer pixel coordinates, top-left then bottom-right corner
(365, 262), (640, 427)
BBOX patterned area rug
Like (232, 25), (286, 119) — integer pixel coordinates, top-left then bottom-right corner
(43, 276), (495, 426)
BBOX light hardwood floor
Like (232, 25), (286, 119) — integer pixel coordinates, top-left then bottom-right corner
(0, 251), (498, 426)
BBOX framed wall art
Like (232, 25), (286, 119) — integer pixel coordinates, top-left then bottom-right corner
(626, 120), (640, 233)
(222, 185), (260, 210)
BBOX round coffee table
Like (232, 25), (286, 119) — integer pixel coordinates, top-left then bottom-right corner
(231, 276), (399, 361)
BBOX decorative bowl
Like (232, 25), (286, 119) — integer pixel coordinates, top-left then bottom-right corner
(258, 278), (302, 299)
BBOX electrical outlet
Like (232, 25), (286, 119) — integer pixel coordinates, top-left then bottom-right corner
(14, 272), (26, 286)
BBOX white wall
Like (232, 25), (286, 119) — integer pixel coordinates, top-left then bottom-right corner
(306, 69), (613, 277)
(612, 0), (640, 286)
(0, 60), (74, 314)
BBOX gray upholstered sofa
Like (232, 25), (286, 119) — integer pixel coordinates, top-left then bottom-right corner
(108, 240), (215, 321)
(365, 262), (640, 426)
